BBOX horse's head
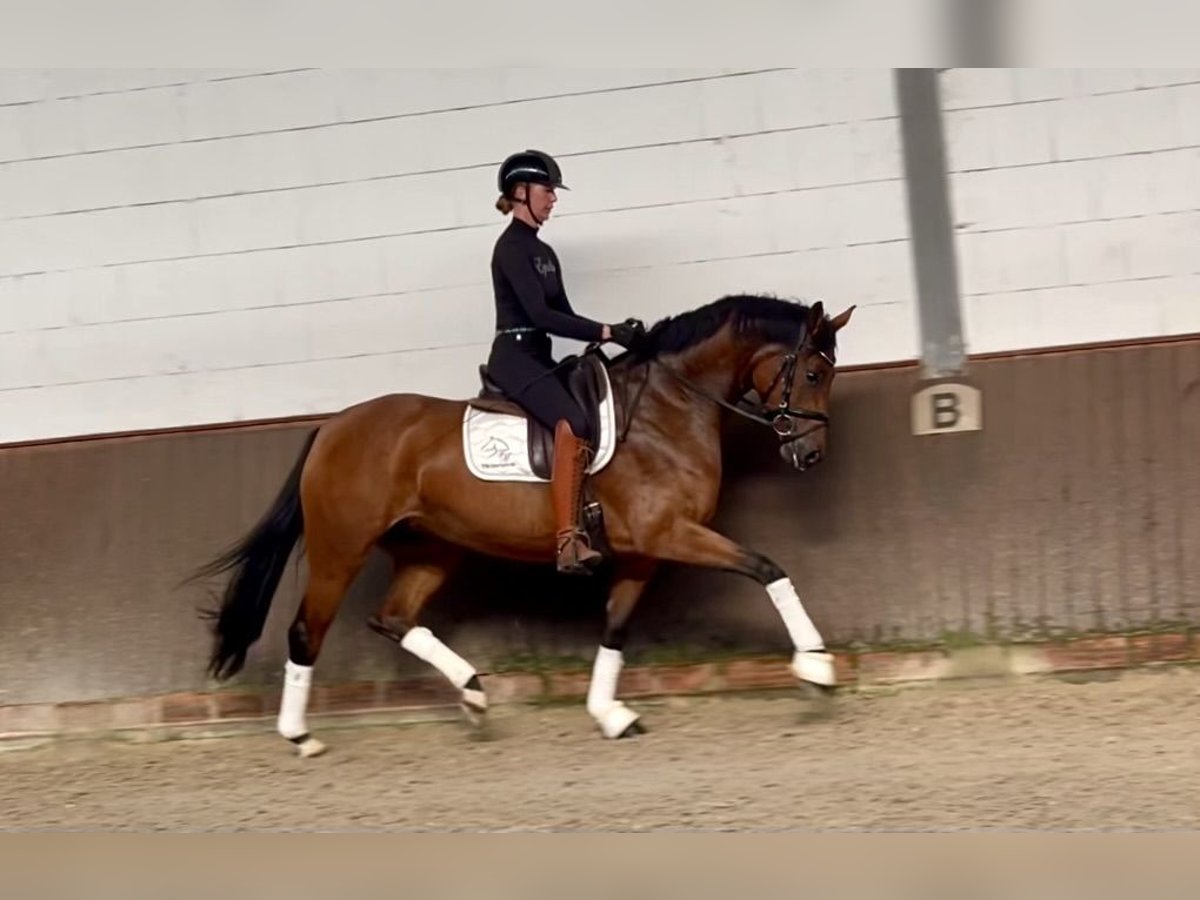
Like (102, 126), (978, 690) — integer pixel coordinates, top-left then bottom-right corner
(746, 301), (855, 471)
(626, 294), (855, 471)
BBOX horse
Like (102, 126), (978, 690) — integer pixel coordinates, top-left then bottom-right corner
(194, 293), (855, 756)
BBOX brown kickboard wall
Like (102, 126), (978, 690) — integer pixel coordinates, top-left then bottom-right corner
(2, 337), (1198, 707)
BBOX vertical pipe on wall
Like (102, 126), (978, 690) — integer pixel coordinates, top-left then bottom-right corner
(894, 68), (967, 379)
(947, 0), (1010, 66)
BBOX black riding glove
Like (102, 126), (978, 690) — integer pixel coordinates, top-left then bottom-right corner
(609, 318), (647, 350)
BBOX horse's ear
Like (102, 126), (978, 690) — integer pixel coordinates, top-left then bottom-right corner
(830, 305), (856, 332)
(806, 301), (825, 332)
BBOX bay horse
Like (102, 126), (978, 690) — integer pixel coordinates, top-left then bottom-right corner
(195, 294), (854, 756)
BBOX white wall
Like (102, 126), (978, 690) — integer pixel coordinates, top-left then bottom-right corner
(0, 68), (914, 444)
(6, 68), (1198, 445)
(942, 68), (1200, 354)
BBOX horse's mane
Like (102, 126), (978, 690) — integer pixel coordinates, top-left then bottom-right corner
(630, 293), (836, 360)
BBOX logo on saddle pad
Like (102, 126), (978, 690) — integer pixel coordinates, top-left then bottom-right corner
(462, 366), (617, 484)
(479, 436), (515, 465)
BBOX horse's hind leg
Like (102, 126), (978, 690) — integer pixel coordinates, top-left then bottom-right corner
(278, 545), (370, 758)
(366, 539), (485, 726)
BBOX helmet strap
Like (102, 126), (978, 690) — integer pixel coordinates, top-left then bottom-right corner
(517, 183), (544, 227)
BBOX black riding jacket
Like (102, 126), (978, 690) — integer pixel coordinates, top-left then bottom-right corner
(490, 219), (605, 344)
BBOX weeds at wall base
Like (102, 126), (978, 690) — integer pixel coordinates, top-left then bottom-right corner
(2, 630), (1197, 749)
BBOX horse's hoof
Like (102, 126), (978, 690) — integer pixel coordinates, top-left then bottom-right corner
(595, 702), (641, 739)
(617, 720), (646, 739)
(460, 687), (488, 729)
(792, 650), (837, 688)
(290, 735), (327, 758)
(795, 682), (837, 723)
(461, 705), (487, 728)
(462, 706), (497, 742)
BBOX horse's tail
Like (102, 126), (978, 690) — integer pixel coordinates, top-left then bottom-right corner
(194, 428), (318, 681)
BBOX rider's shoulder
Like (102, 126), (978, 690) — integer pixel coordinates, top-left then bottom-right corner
(494, 222), (543, 256)
(491, 224), (518, 256)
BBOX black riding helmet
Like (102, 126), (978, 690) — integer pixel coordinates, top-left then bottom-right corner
(498, 149), (569, 198)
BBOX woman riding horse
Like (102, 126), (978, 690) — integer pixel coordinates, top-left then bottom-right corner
(485, 149), (645, 575)
(194, 149), (856, 756)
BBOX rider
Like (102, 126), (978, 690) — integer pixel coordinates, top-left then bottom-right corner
(486, 148), (644, 575)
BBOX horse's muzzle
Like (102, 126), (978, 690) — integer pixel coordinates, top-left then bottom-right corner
(780, 427), (826, 471)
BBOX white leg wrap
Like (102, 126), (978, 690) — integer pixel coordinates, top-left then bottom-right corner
(586, 646), (623, 718)
(587, 646), (640, 739)
(766, 577), (825, 651)
(766, 578), (837, 687)
(278, 660), (313, 738)
(401, 626), (476, 689)
(278, 660), (326, 757)
(792, 650), (837, 686)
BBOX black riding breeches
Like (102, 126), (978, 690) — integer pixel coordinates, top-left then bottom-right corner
(486, 333), (593, 445)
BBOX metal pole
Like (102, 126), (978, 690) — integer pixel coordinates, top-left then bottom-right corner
(947, 0), (1009, 66)
(894, 68), (966, 379)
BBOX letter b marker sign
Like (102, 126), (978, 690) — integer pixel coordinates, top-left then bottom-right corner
(911, 383), (982, 436)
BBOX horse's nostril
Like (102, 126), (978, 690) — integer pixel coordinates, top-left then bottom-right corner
(803, 449), (822, 467)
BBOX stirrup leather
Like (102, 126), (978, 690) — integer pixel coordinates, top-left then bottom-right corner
(552, 421), (603, 572)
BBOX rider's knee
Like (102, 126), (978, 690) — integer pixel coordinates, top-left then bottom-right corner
(562, 413), (593, 447)
(575, 419), (595, 447)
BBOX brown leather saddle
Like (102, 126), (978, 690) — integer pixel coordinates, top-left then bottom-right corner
(469, 353), (609, 481)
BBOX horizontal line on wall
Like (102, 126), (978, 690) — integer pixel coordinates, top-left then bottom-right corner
(0, 354), (925, 452)
(0, 69), (794, 167)
(949, 142), (1200, 176)
(0, 180), (906, 283)
(1, 121), (903, 223)
(962, 270), (1200, 299)
(955, 207), (1200, 237)
(940, 77), (1200, 114)
(0, 69), (320, 108)
(0, 239), (906, 338)
(11, 329), (1200, 452)
(0, 339), (493, 394)
(966, 329), (1200, 363)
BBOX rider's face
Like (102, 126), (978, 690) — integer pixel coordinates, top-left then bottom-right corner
(523, 183), (557, 220)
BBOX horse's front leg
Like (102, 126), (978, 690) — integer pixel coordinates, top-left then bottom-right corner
(586, 556), (658, 739)
(644, 520), (836, 688)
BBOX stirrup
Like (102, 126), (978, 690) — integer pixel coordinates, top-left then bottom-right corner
(557, 529), (603, 574)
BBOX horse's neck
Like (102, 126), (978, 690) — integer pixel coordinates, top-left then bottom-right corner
(613, 332), (753, 442)
(659, 331), (751, 401)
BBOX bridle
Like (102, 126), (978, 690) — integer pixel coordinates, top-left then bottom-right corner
(643, 325), (833, 441)
(758, 327), (834, 438)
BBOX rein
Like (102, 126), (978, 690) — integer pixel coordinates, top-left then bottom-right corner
(618, 361), (652, 443)
(651, 357), (828, 436)
(637, 326), (832, 439)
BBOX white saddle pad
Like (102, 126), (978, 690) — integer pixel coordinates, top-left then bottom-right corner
(462, 367), (617, 483)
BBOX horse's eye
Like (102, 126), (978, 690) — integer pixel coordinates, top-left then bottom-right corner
(806, 370), (819, 385)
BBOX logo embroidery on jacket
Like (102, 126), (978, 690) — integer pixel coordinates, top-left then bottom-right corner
(533, 256), (557, 277)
